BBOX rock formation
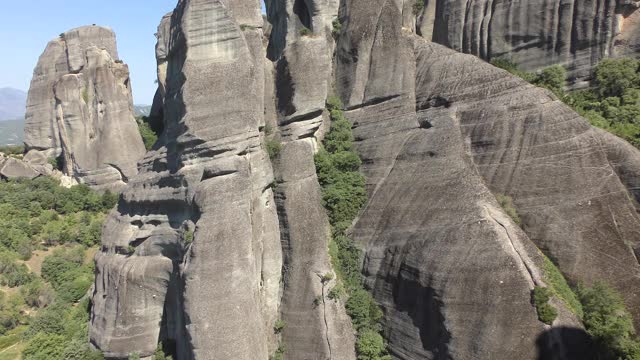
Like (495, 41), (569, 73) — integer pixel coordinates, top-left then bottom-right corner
(89, 0), (640, 359)
(415, 0), (640, 85)
(336, 0), (640, 357)
(23, 26), (146, 190)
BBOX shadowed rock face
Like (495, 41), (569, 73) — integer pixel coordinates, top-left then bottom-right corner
(90, 0), (640, 359)
(416, 0), (640, 84)
(24, 26), (146, 190)
(90, 1), (354, 359)
(336, 0), (640, 357)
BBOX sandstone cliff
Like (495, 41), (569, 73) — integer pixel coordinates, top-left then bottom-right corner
(416, 0), (640, 85)
(337, 0), (640, 357)
(90, 1), (353, 359)
(89, 0), (640, 359)
(23, 26), (145, 190)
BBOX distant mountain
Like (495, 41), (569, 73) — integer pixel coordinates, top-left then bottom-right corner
(0, 118), (24, 145)
(0, 87), (27, 121)
(134, 104), (152, 117)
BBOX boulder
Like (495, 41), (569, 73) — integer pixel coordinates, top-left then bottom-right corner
(0, 157), (40, 179)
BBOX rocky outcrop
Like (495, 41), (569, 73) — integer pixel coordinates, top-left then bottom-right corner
(336, 0), (640, 357)
(89, 0), (640, 358)
(24, 26), (146, 190)
(90, 1), (355, 359)
(266, 0), (356, 358)
(415, 0), (640, 85)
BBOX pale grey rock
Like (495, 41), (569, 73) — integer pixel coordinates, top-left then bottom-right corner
(90, 1), (282, 359)
(336, 0), (640, 357)
(0, 157), (40, 179)
(266, 0), (357, 358)
(416, 0), (640, 83)
(23, 26), (145, 190)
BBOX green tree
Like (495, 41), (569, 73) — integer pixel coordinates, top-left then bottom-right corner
(594, 58), (640, 98)
(356, 329), (391, 360)
(577, 282), (640, 359)
(22, 332), (67, 360)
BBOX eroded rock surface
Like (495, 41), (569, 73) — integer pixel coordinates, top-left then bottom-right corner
(24, 26), (145, 190)
(336, 0), (640, 357)
(416, 0), (640, 84)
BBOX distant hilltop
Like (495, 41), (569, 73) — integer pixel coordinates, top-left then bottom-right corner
(0, 87), (26, 121)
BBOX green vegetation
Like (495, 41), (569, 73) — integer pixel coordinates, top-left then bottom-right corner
(0, 145), (24, 156)
(300, 27), (313, 37)
(184, 229), (194, 245)
(332, 18), (342, 38)
(577, 282), (640, 359)
(491, 57), (640, 148)
(273, 319), (286, 334)
(541, 255), (583, 318)
(47, 156), (63, 171)
(413, 0), (424, 15)
(0, 177), (115, 259)
(533, 286), (557, 325)
(270, 344), (285, 360)
(266, 139), (282, 160)
(495, 193), (521, 225)
(81, 89), (89, 104)
(137, 116), (159, 150)
(0, 176), (118, 359)
(315, 96), (389, 359)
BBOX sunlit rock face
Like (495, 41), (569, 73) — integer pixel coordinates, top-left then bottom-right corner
(416, 0), (640, 85)
(90, 1), (280, 359)
(336, 0), (640, 358)
(24, 26), (145, 190)
(89, 0), (640, 359)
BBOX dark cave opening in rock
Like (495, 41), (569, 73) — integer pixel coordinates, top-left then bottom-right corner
(293, 0), (312, 30)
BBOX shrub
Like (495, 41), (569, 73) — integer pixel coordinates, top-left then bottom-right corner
(577, 282), (640, 359)
(356, 329), (391, 360)
(81, 89), (90, 104)
(594, 58), (640, 98)
(274, 319), (286, 334)
(22, 332), (67, 360)
(321, 272), (334, 283)
(332, 18), (342, 38)
(534, 65), (566, 96)
(412, 0), (424, 15)
(184, 230), (194, 245)
(328, 283), (344, 300)
(316, 95), (388, 358)
(266, 140), (282, 160)
(533, 286), (557, 325)
(0, 145), (24, 156)
(541, 255), (582, 318)
(62, 341), (105, 360)
(137, 116), (158, 150)
(270, 344), (285, 360)
(490, 57), (536, 82)
(300, 27), (313, 36)
(495, 194), (521, 225)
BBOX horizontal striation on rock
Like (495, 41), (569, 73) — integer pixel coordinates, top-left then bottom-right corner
(23, 25), (145, 190)
(90, 0), (283, 359)
(337, 0), (640, 357)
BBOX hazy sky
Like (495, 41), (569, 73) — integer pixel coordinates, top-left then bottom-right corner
(0, 0), (179, 105)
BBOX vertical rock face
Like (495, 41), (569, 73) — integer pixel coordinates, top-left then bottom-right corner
(266, 0), (356, 358)
(24, 26), (145, 190)
(336, 0), (640, 358)
(416, 0), (640, 84)
(90, 0), (640, 359)
(90, 1), (354, 359)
